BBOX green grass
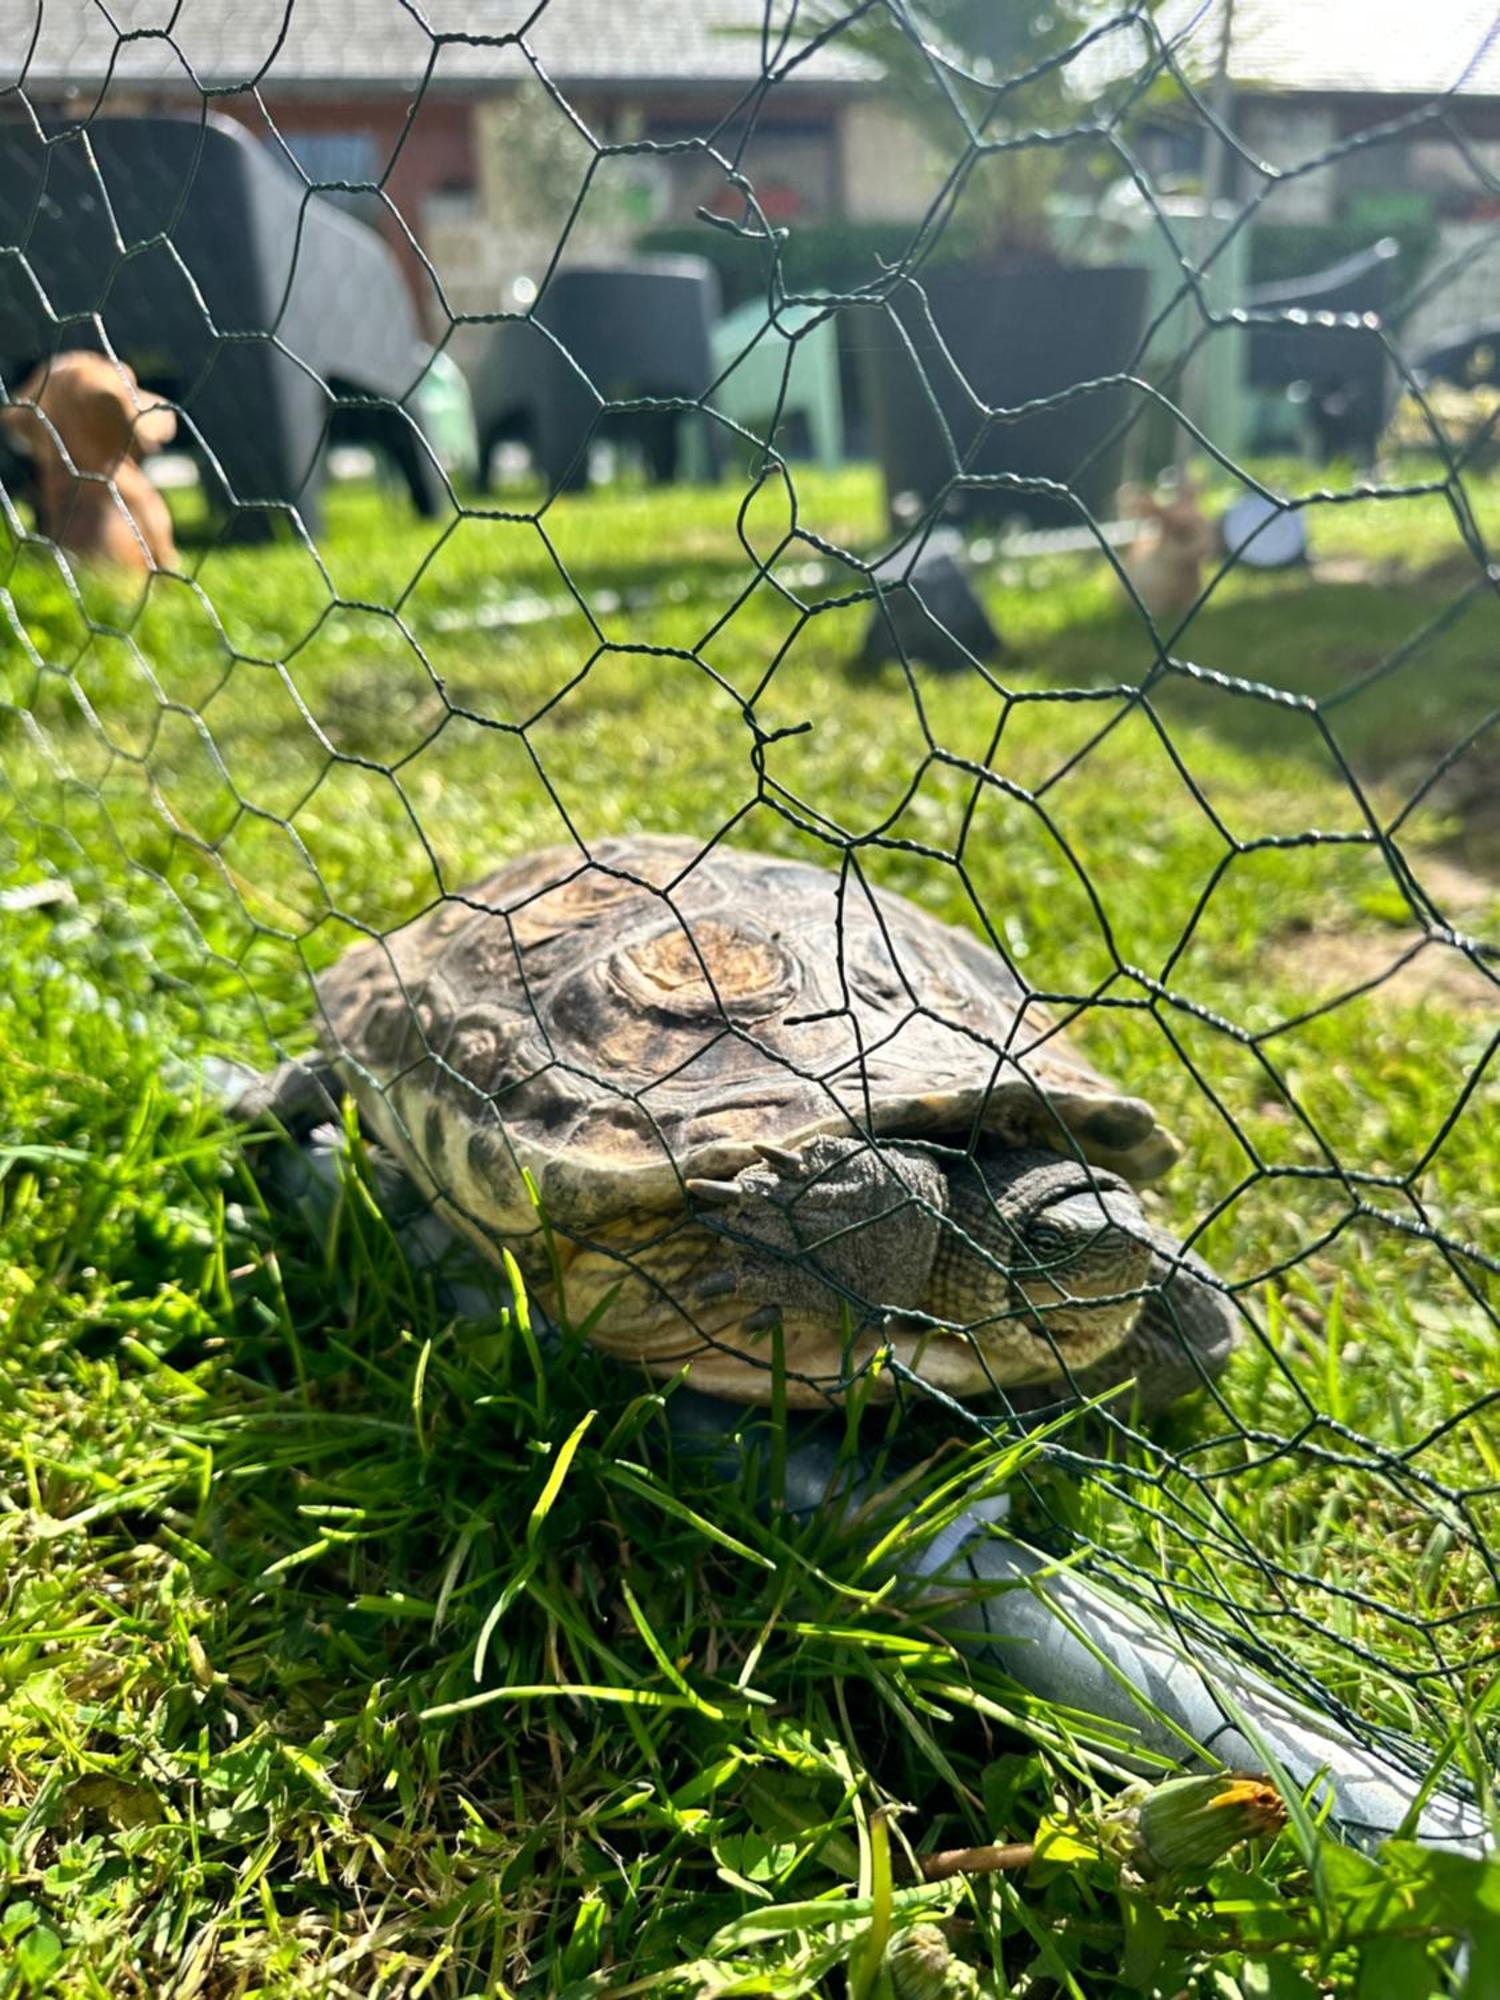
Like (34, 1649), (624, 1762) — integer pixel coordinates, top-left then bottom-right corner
(2, 459), (1499, 1995)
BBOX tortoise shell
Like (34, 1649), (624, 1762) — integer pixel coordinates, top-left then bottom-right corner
(313, 835), (1178, 1257)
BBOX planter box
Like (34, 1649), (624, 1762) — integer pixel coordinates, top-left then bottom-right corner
(861, 259), (1150, 529)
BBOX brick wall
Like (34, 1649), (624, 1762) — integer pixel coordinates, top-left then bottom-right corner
(216, 89), (479, 336)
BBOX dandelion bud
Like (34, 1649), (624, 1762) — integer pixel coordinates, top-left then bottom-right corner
(1105, 1772), (1286, 1887)
(886, 1923), (982, 2000)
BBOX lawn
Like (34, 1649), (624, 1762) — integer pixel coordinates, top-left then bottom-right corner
(2, 457), (1498, 1995)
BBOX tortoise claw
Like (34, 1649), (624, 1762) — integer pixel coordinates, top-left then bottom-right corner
(743, 1306), (781, 1332)
(233, 1055), (342, 1137)
(687, 1176), (741, 1207)
(752, 1142), (804, 1173)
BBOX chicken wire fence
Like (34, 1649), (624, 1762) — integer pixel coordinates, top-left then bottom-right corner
(1, 0), (1498, 1796)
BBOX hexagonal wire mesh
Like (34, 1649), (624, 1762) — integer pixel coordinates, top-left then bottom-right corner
(1, 1), (1497, 1809)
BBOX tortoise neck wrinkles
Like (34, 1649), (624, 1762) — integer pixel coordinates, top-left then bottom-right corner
(927, 1145), (1152, 1333)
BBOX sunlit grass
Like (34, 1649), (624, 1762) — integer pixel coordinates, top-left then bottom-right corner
(2, 459), (1498, 1993)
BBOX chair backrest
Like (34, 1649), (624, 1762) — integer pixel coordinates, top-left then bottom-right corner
(709, 300), (844, 463)
(538, 259), (720, 399)
(1245, 238), (1399, 393)
(0, 114), (429, 512)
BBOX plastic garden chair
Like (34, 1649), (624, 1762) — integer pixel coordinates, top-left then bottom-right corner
(471, 258), (720, 493)
(412, 350), (478, 485)
(707, 299), (845, 467)
(1245, 238), (1400, 462)
(0, 113), (448, 538)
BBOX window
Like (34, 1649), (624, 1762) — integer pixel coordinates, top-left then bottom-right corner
(280, 130), (384, 226)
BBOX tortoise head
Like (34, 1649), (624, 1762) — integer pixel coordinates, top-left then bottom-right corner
(931, 1147), (1155, 1368)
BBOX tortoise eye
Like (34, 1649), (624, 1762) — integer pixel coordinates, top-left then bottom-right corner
(1026, 1221), (1070, 1264)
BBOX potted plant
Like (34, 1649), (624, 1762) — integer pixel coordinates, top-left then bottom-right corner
(812, 0), (1151, 528)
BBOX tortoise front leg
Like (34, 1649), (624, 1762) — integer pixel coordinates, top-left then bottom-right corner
(686, 1133), (952, 1321)
(560, 1202), (1008, 1407)
(558, 1136), (967, 1405)
(231, 1054), (344, 1136)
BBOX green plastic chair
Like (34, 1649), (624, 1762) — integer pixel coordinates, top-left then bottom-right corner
(411, 348), (479, 486)
(704, 300), (845, 469)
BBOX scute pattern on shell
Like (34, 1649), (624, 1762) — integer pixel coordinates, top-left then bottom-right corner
(315, 835), (1178, 1247)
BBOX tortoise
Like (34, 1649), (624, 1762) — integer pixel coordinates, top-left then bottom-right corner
(242, 834), (1237, 1410)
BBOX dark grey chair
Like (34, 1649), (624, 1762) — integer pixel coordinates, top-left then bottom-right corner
(1246, 238), (1400, 462)
(0, 112), (447, 538)
(471, 258), (721, 493)
(857, 261), (1152, 533)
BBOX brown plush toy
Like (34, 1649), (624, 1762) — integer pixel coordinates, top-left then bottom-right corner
(3, 350), (179, 573)
(1119, 476), (1218, 628)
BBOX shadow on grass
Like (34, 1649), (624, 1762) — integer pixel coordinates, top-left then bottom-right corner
(967, 561), (1500, 862)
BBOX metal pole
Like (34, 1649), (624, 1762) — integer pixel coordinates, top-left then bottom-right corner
(1180, 0), (1238, 475)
